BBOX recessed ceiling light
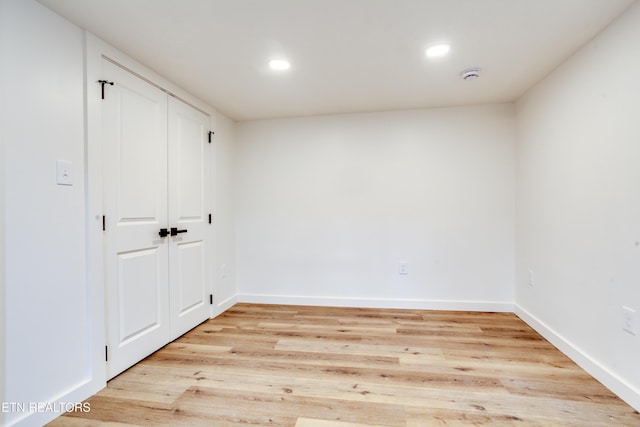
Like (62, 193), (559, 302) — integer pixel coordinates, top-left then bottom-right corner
(425, 44), (451, 58)
(269, 59), (291, 70)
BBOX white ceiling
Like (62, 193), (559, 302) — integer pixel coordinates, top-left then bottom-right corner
(38, 0), (635, 121)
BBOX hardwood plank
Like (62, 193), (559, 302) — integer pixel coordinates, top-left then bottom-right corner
(275, 338), (446, 360)
(295, 418), (388, 427)
(256, 322), (398, 335)
(58, 395), (214, 427)
(172, 386), (406, 426)
(47, 418), (140, 427)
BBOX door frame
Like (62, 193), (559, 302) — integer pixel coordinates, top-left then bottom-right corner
(85, 33), (219, 385)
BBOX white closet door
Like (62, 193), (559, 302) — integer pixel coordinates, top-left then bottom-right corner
(167, 96), (211, 339)
(102, 59), (170, 379)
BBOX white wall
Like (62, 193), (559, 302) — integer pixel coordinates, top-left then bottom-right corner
(1, 0), (100, 425)
(516, 1), (640, 409)
(0, 2), (8, 422)
(236, 105), (516, 310)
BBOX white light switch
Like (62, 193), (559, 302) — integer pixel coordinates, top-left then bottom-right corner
(56, 160), (73, 186)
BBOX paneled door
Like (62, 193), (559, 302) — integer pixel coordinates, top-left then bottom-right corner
(102, 59), (210, 379)
(167, 96), (211, 339)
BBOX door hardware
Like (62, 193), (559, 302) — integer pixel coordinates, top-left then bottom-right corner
(158, 228), (169, 238)
(98, 80), (114, 99)
(170, 227), (188, 236)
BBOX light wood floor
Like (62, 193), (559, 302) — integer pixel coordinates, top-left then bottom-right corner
(49, 303), (640, 426)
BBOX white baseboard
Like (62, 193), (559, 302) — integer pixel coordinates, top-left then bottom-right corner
(515, 304), (640, 412)
(238, 293), (514, 312)
(216, 294), (238, 313)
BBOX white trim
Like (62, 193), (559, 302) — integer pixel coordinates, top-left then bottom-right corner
(85, 30), (108, 394)
(515, 304), (640, 412)
(238, 294), (514, 312)
(215, 294), (239, 315)
(88, 37), (214, 114)
(208, 112), (218, 320)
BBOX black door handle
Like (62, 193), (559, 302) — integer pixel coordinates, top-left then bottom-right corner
(170, 227), (187, 236)
(158, 228), (169, 238)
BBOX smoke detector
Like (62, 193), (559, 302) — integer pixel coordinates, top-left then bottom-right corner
(460, 67), (481, 80)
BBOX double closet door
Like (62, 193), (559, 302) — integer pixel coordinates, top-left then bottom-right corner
(102, 59), (211, 379)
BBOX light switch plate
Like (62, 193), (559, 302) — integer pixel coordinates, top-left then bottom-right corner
(623, 306), (636, 335)
(399, 262), (408, 275)
(56, 160), (73, 186)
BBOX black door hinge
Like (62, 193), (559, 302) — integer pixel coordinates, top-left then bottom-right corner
(102, 215), (106, 231)
(208, 131), (214, 143)
(98, 80), (114, 100)
(209, 294), (213, 305)
(105, 346), (108, 362)
(208, 213), (212, 224)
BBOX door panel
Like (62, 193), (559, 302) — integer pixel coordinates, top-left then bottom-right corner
(118, 89), (165, 221)
(177, 241), (206, 313)
(168, 96), (211, 339)
(175, 115), (204, 220)
(102, 59), (169, 379)
(117, 248), (161, 343)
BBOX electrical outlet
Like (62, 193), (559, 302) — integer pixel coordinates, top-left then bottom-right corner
(399, 262), (408, 275)
(622, 306), (636, 335)
(528, 270), (534, 287)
